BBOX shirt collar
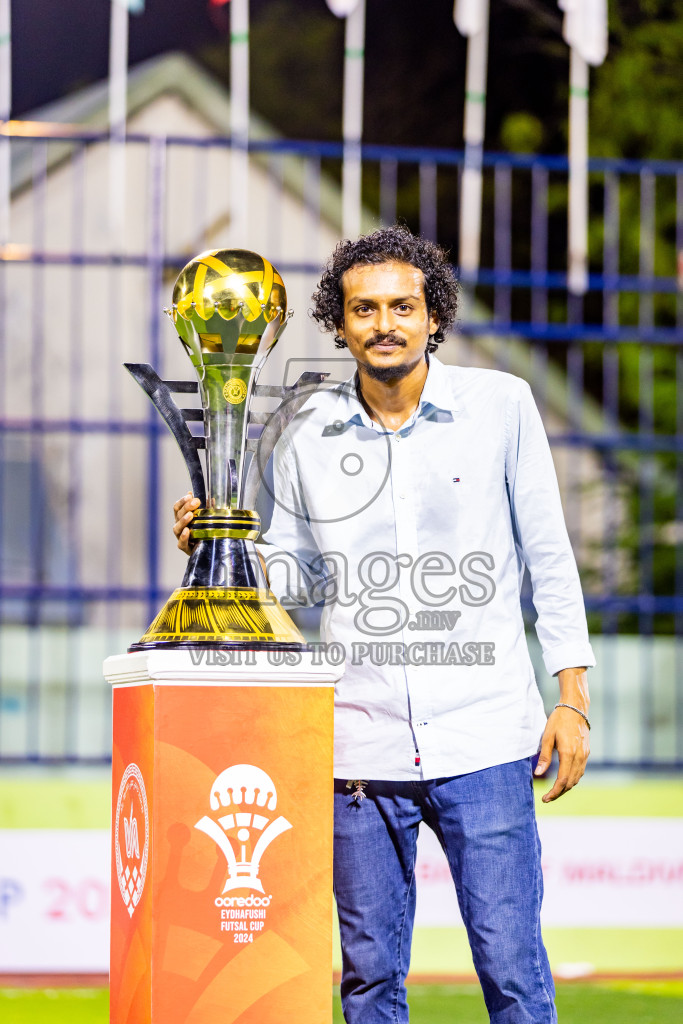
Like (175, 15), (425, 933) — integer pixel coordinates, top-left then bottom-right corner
(418, 355), (459, 416)
(322, 355), (458, 436)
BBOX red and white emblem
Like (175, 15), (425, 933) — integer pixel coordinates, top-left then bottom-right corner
(115, 763), (149, 918)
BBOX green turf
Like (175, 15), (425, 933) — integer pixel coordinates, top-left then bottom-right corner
(0, 989), (109, 1024)
(334, 915), (683, 975)
(1, 777), (681, 829)
(0, 778), (110, 829)
(360, 983), (683, 1024)
(404, 926), (683, 975)
(1, 983), (682, 1024)
(533, 778), (683, 818)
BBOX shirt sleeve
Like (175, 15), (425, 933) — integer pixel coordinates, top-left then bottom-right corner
(505, 379), (596, 676)
(257, 432), (329, 608)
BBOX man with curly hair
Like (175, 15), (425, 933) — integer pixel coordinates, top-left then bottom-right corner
(174, 225), (594, 1024)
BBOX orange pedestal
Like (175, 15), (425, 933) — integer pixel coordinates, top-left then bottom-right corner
(104, 651), (337, 1024)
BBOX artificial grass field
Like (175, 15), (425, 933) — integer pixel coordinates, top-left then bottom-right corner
(1, 982), (682, 1023)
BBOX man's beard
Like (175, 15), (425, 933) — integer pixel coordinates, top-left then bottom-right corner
(359, 332), (423, 382)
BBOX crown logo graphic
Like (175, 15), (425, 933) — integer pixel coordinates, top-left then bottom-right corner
(114, 763), (149, 917)
(195, 764), (292, 893)
(123, 802), (140, 860)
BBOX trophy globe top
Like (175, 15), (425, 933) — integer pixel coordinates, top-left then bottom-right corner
(170, 249), (288, 368)
(125, 247), (309, 653)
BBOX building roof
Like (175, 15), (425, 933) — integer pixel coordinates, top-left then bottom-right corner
(23, 51), (273, 140)
(9, 51), (370, 236)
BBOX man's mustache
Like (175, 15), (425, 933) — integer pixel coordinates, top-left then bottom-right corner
(364, 332), (406, 349)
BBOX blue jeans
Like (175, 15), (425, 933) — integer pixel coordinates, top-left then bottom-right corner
(333, 758), (556, 1024)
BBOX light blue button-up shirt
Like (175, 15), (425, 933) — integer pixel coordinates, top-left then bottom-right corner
(260, 356), (595, 780)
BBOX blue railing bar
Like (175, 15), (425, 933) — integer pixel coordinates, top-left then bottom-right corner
(0, 249), (152, 267)
(1, 585), (681, 613)
(10, 130), (465, 164)
(0, 755), (112, 766)
(522, 595), (683, 614)
(0, 418), (154, 433)
(0, 584), (167, 601)
(576, 760), (683, 771)
(582, 596), (683, 614)
(458, 322), (683, 345)
(0, 755), (679, 770)
(7, 130), (342, 157)
(551, 433), (683, 453)
(6, 125), (683, 175)
(474, 268), (679, 294)
(478, 150), (683, 176)
(249, 137), (346, 159)
(0, 418), (680, 453)
(0, 249), (679, 299)
(165, 140), (683, 176)
(202, 139), (683, 175)
(0, 251), (327, 273)
(4, 126), (234, 147)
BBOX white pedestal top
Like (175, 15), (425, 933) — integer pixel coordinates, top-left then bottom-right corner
(104, 649), (342, 687)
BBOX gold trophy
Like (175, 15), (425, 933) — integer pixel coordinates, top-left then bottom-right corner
(126, 249), (325, 651)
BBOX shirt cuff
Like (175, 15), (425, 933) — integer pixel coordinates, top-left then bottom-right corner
(542, 641), (596, 677)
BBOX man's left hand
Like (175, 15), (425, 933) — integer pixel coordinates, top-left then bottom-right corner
(535, 667), (590, 802)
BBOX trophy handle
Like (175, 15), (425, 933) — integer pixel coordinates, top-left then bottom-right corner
(241, 371), (330, 509)
(124, 363), (207, 507)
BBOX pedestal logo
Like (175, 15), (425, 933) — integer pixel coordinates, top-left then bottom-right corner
(195, 764), (292, 894)
(115, 763), (149, 918)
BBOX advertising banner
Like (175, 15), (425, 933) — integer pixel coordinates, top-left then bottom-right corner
(2, 800), (682, 974)
(0, 829), (110, 971)
(414, 818), (683, 927)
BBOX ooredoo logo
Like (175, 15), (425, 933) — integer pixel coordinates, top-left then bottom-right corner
(195, 764), (292, 894)
(114, 763), (149, 918)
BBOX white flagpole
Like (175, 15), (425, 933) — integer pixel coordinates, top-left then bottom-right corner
(0, 0), (11, 248)
(108, 0), (129, 251)
(567, 47), (588, 295)
(456, 0), (490, 284)
(230, 0), (250, 244)
(341, 0), (366, 240)
(560, 0), (608, 296)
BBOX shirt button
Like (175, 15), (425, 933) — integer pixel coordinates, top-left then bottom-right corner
(394, 435), (401, 442)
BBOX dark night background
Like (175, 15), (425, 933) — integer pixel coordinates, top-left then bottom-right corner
(12, 1), (679, 454)
(11, 1), (682, 161)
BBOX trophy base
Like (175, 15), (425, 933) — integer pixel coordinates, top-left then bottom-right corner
(127, 640), (307, 652)
(129, 586), (308, 652)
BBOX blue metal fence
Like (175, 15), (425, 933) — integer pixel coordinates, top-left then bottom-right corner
(0, 125), (680, 767)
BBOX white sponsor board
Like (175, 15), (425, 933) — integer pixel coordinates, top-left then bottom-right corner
(1, 818), (682, 971)
(0, 830), (110, 971)
(415, 818), (683, 928)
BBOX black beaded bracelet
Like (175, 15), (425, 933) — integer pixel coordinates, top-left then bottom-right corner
(554, 702), (591, 730)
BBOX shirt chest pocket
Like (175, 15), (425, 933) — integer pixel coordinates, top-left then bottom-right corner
(302, 438), (393, 524)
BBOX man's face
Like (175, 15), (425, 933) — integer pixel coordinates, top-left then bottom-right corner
(337, 262), (439, 381)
